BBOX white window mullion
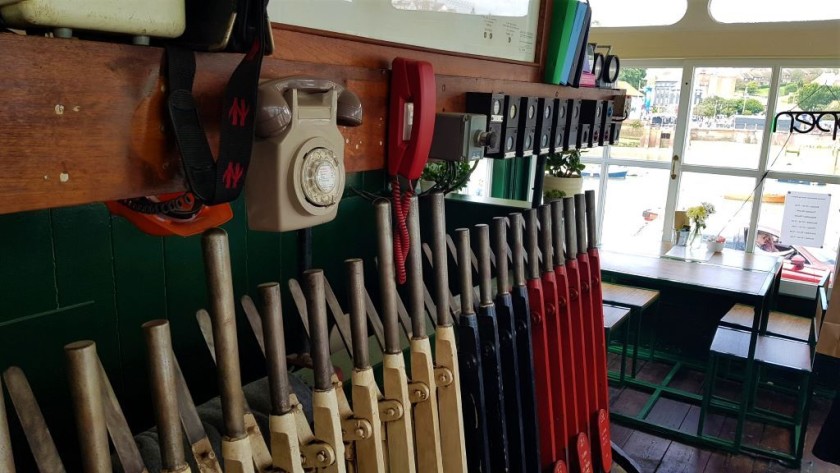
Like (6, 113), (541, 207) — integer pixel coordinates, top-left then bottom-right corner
(602, 157), (677, 170)
(596, 147), (609, 245)
(662, 61), (695, 241)
(679, 165), (763, 179)
(745, 65), (782, 252)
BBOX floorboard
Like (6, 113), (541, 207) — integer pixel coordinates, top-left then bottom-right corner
(609, 360), (840, 473)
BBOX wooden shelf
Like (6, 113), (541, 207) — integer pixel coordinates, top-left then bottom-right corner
(0, 26), (624, 216)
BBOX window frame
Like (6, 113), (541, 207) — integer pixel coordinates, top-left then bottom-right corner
(585, 58), (840, 291)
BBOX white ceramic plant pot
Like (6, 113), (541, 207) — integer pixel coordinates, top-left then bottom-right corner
(543, 175), (583, 198)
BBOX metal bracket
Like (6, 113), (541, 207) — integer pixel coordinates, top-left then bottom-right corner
(434, 367), (454, 387)
(407, 381), (431, 404)
(378, 399), (405, 422)
(300, 441), (336, 469)
(341, 417), (373, 441)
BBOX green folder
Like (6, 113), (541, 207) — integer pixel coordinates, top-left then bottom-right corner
(544, 0), (580, 85)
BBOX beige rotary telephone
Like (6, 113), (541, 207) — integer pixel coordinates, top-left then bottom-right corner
(245, 77), (362, 232)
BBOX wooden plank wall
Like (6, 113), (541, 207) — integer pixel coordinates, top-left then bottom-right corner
(0, 24), (625, 216)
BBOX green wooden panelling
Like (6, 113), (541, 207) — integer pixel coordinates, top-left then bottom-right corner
(51, 204), (121, 379)
(490, 156), (536, 201)
(109, 213), (167, 428)
(491, 159), (512, 199)
(0, 210), (56, 320)
(0, 302), (108, 472)
(162, 220), (220, 407)
(511, 156), (534, 202)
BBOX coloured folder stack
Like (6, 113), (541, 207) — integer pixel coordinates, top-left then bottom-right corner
(545, 0), (592, 87)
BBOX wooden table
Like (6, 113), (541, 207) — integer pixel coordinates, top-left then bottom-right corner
(599, 246), (784, 453)
(600, 247), (780, 302)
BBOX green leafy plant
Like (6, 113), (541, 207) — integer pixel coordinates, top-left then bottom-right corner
(545, 149), (585, 178)
(544, 189), (566, 201)
(420, 161), (475, 194)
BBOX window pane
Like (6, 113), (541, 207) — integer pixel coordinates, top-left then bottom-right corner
(392, 0), (529, 16)
(768, 68), (840, 175)
(582, 162), (600, 197)
(458, 159), (492, 197)
(678, 173), (755, 243)
(600, 167), (670, 253)
(685, 67), (772, 169)
(613, 67), (683, 163)
(591, 0), (686, 27)
(710, 0), (840, 23)
(756, 180), (838, 284)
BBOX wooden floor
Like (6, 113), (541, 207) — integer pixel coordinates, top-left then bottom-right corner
(607, 354), (840, 473)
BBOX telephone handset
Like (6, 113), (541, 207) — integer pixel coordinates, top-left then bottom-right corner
(246, 77), (362, 232)
(256, 77), (363, 138)
(387, 57), (436, 283)
(388, 59), (436, 179)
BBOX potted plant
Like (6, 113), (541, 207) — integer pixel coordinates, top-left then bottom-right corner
(419, 161), (474, 194)
(544, 149), (585, 197)
(543, 188), (566, 202)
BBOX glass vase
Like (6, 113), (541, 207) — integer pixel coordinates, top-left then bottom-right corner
(689, 225), (703, 249)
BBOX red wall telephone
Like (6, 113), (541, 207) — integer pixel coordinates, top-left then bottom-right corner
(387, 57), (436, 283)
(388, 58), (436, 180)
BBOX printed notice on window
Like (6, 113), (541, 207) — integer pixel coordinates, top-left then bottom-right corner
(781, 191), (832, 247)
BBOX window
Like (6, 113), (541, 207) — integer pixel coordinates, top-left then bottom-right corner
(768, 68), (840, 174)
(709, 0), (840, 23)
(599, 166), (670, 252)
(590, 0), (686, 27)
(459, 159), (493, 198)
(392, 0), (529, 16)
(677, 173), (755, 243)
(684, 67), (772, 169)
(614, 67), (683, 163)
(581, 67), (682, 249)
(582, 61), (839, 289)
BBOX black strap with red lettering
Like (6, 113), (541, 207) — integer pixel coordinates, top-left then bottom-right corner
(165, 0), (266, 205)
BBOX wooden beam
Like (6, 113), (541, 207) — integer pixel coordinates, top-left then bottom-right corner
(0, 29), (624, 216)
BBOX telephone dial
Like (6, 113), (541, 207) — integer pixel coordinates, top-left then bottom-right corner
(245, 77), (363, 232)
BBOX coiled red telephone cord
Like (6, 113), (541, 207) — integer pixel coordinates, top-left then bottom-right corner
(391, 175), (412, 284)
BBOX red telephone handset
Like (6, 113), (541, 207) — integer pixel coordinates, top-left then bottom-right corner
(388, 57), (436, 179)
(388, 57), (436, 284)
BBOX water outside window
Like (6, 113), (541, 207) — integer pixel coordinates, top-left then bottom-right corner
(684, 67), (772, 169)
(677, 173), (756, 243)
(613, 67), (683, 163)
(599, 167), (670, 253)
(768, 68), (840, 175)
(581, 162), (600, 197)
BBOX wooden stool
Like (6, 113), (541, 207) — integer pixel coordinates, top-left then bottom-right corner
(601, 282), (660, 377)
(700, 326), (814, 467)
(720, 274), (829, 348)
(603, 303), (632, 385)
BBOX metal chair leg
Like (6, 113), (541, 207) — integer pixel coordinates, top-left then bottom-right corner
(734, 358), (757, 450)
(793, 370), (813, 467)
(620, 319), (629, 385)
(633, 308), (643, 377)
(698, 353), (718, 437)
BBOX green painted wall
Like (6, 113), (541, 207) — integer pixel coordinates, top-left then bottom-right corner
(0, 170), (386, 469)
